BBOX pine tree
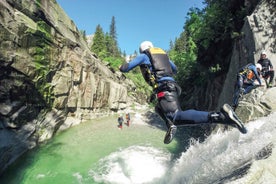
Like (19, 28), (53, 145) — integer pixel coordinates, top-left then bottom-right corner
(169, 40), (174, 50)
(105, 32), (114, 57)
(110, 16), (117, 43)
(109, 16), (120, 57)
(91, 24), (107, 59)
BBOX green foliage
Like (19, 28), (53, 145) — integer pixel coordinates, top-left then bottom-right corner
(209, 64), (221, 73)
(185, 8), (204, 40)
(35, 0), (41, 5)
(104, 57), (124, 69)
(91, 25), (106, 57)
(168, 8), (203, 88)
(91, 17), (122, 68)
(169, 50), (199, 87)
(105, 33), (120, 58)
(124, 72), (151, 97)
(195, 0), (248, 68)
(25, 20), (55, 107)
(33, 46), (53, 106)
(109, 16), (117, 43)
(108, 16), (120, 57)
(168, 0), (249, 92)
(198, 1), (233, 47)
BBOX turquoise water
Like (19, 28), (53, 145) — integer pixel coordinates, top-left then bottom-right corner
(2, 112), (276, 183)
(0, 114), (177, 184)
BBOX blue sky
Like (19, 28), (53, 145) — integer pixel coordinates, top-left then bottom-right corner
(56, 0), (205, 55)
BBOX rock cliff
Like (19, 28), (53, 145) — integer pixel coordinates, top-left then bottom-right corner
(182, 0), (275, 113)
(0, 0), (136, 174)
(218, 0), (276, 121)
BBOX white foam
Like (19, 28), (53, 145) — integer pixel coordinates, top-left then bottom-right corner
(89, 112), (276, 184)
(169, 112), (276, 184)
(90, 145), (171, 184)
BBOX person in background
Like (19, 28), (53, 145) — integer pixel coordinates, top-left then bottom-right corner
(232, 63), (262, 110)
(126, 113), (130, 126)
(119, 41), (247, 144)
(257, 51), (274, 88)
(117, 114), (124, 129)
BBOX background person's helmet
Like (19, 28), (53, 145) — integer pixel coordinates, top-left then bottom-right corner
(256, 63), (262, 71)
(261, 50), (267, 56)
(139, 41), (153, 53)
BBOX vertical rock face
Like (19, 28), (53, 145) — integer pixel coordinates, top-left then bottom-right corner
(181, 0), (275, 112)
(218, 0), (276, 108)
(0, 0), (135, 174)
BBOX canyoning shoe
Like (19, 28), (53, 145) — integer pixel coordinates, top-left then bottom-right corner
(164, 125), (177, 144)
(221, 104), (247, 134)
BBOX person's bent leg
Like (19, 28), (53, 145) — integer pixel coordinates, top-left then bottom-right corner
(232, 88), (241, 109)
(157, 91), (181, 144)
(244, 84), (255, 94)
(155, 105), (177, 144)
(172, 105), (247, 134)
(173, 109), (209, 125)
(232, 75), (244, 109)
(155, 105), (174, 128)
(269, 71), (274, 86)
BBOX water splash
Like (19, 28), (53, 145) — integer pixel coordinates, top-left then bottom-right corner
(89, 145), (171, 184)
(89, 113), (276, 184)
(169, 113), (276, 184)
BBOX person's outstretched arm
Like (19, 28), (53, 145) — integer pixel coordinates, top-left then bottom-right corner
(120, 54), (148, 72)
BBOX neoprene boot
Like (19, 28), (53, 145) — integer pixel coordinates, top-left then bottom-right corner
(164, 124), (177, 144)
(209, 112), (226, 123)
(209, 104), (247, 134)
(155, 106), (177, 144)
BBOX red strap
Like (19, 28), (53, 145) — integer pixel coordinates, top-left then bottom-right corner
(157, 92), (165, 98)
